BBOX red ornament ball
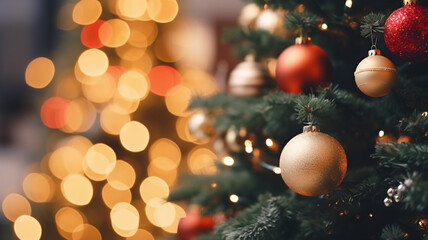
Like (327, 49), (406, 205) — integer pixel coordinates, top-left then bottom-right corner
(384, 3), (428, 62)
(178, 208), (215, 240)
(275, 42), (332, 93)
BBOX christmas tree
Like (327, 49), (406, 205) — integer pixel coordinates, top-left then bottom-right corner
(171, 0), (428, 239)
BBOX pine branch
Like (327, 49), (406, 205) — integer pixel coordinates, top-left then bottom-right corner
(375, 142), (428, 174)
(259, 91), (301, 141)
(283, 11), (323, 34)
(214, 194), (294, 240)
(380, 225), (406, 240)
(294, 93), (336, 125)
(403, 173), (428, 211)
(399, 112), (428, 143)
(360, 13), (386, 38)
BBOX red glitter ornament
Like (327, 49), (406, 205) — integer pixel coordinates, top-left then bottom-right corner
(384, 0), (428, 62)
(275, 37), (332, 93)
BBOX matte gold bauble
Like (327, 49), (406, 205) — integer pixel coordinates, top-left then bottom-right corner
(354, 49), (397, 97)
(228, 55), (266, 97)
(279, 126), (347, 196)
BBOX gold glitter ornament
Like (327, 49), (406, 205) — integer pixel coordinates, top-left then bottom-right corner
(279, 126), (347, 196)
(354, 49), (397, 97)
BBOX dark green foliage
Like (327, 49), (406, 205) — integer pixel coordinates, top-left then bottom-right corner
(222, 27), (291, 59)
(380, 225), (406, 240)
(283, 11), (323, 35)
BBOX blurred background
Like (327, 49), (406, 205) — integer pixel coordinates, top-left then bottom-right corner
(0, 0), (245, 239)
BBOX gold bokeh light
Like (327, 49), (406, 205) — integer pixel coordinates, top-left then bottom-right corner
(14, 215), (42, 240)
(102, 183), (132, 209)
(145, 198), (176, 228)
(81, 72), (116, 103)
(78, 49), (109, 77)
(2, 193), (32, 222)
(187, 147), (218, 175)
(84, 143), (117, 176)
(55, 207), (85, 239)
(61, 174), (93, 206)
(149, 138), (181, 171)
(61, 98), (97, 133)
(25, 57), (55, 89)
(128, 21), (158, 48)
(49, 146), (84, 180)
(72, 0), (102, 25)
(22, 173), (55, 203)
(116, 44), (146, 61)
(126, 229), (154, 240)
(165, 85), (192, 117)
(99, 19), (131, 48)
(110, 202), (140, 237)
(100, 106), (131, 135)
(161, 203), (186, 233)
(72, 224), (102, 240)
(139, 176), (169, 203)
(117, 70), (149, 101)
(147, 0), (179, 23)
(116, 0), (148, 19)
(107, 160), (136, 190)
(120, 121), (150, 152)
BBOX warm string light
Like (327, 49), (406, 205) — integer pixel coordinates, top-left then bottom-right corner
(378, 130), (385, 137)
(244, 140), (253, 153)
(321, 23), (328, 30)
(265, 138), (273, 147)
(422, 111), (428, 117)
(345, 0), (353, 8)
(222, 156), (235, 166)
(229, 194), (239, 203)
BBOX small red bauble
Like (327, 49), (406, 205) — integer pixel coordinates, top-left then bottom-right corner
(384, 1), (428, 62)
(177, 208), (215, 240)
(275, 37), (332, 93)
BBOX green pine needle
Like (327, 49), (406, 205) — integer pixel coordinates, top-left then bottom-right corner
(360, 13), (386, 38)
(380, 225), (406, 240)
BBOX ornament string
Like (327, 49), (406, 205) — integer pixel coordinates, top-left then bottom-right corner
(370, 25), (378, 50)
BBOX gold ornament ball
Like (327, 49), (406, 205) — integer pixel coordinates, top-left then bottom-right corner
(354, 50), (397, 97)
(188, 111), (214, 142)
(228, 54), (266, 97)
(279, 127), (347, 196)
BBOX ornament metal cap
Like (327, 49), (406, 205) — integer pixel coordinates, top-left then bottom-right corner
(303, 125), (320, 133)
(403, 0), (417, 5)
(295, 36), (312, 44)
(368, 49), (381, 56)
